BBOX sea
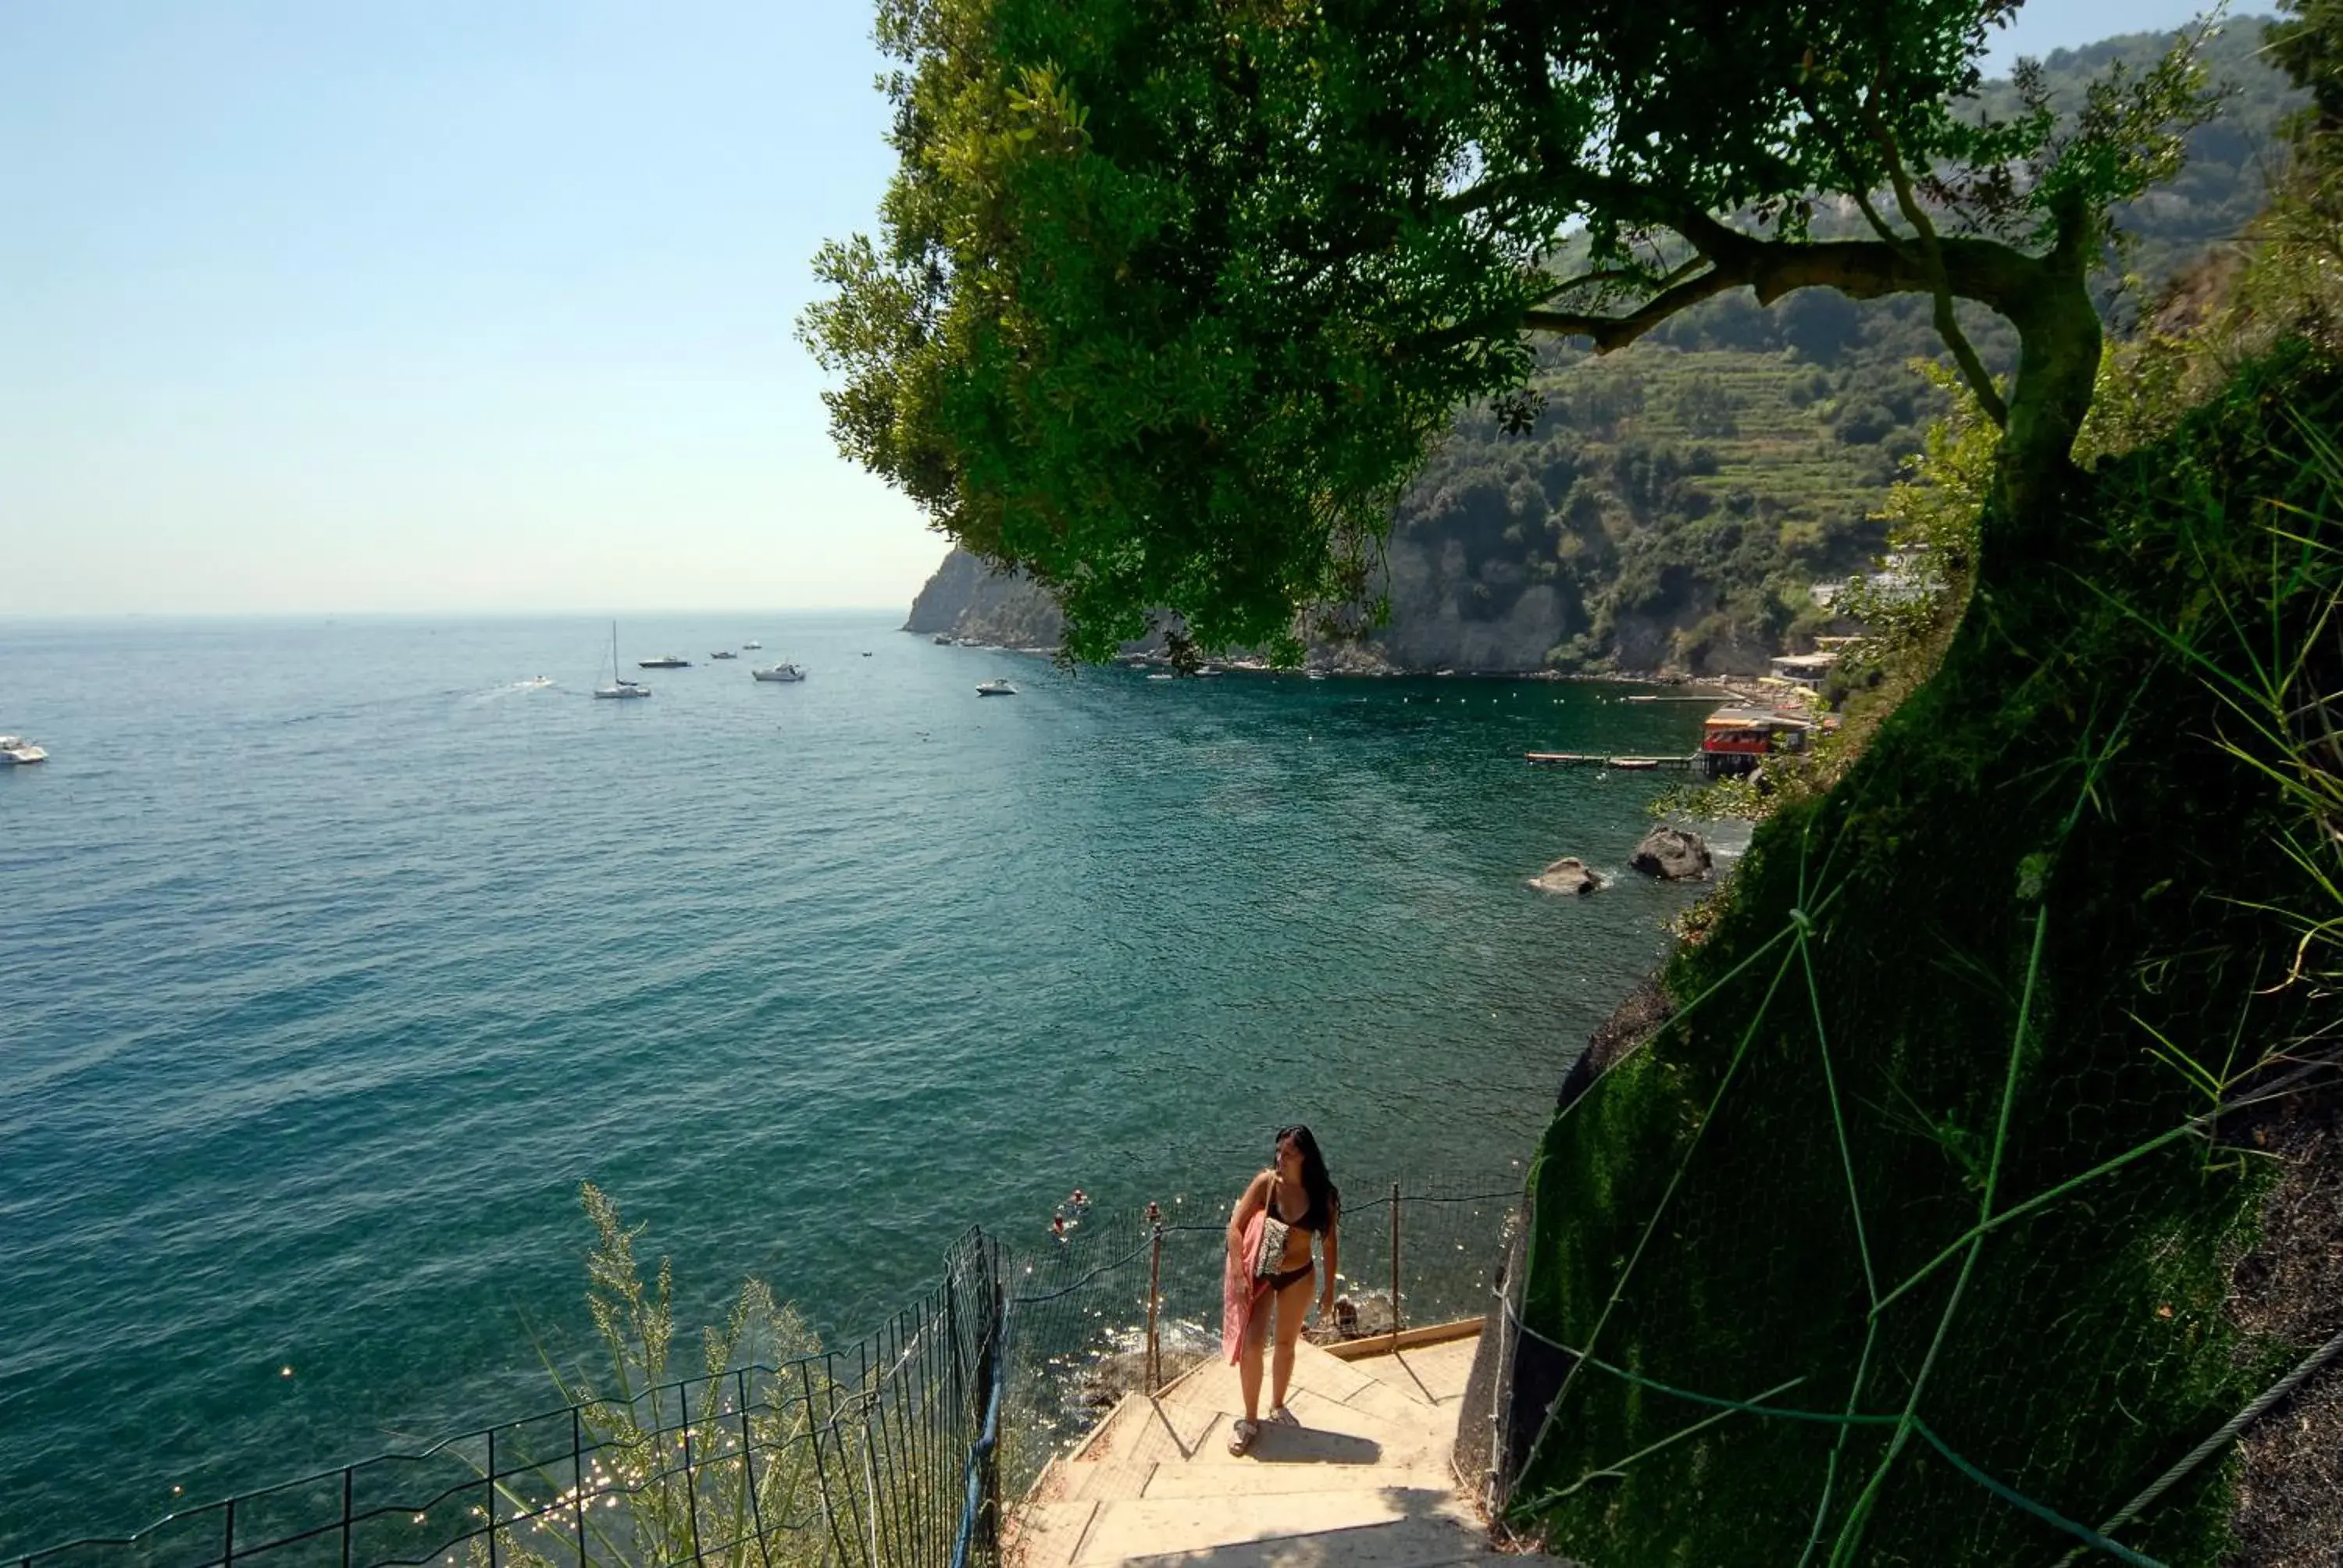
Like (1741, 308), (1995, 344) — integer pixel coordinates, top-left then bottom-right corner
(0, 612), (1729, 1552)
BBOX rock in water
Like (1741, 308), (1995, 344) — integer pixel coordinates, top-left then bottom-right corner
(1528, 856), (1604, 896)
(1631, 825), (1713, 881)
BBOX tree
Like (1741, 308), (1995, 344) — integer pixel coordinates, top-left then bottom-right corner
(801, 0), (2220, 660)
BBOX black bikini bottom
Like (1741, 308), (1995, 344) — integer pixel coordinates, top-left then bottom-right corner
(1265, 1262), (1314, 1292)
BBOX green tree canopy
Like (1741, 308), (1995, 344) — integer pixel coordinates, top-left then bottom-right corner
(802, 0), (2218, 660)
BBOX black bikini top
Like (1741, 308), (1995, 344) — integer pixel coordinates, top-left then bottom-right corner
(1265, 1171), (1325, 1233)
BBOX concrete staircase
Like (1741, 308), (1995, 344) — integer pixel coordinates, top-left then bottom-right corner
(1007, 1327), (1570, 1568)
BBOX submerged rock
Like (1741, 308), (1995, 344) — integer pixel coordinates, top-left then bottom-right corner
(1630, 826), (1713, 881)
(1527, 857), (1604, 896)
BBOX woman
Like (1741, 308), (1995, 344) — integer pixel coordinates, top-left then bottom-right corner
(1221, 1124), (1341, 1456)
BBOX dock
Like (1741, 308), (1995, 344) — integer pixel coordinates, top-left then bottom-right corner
(1524, 752), (1697, 771)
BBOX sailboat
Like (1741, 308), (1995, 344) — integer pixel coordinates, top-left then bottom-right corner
(594, 622), (652, 700)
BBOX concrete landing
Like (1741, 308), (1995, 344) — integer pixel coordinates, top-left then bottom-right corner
(1008, 1325), (1570, 1568)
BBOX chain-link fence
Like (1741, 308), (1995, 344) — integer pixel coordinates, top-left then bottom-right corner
(20, 1232), (1007, 1568)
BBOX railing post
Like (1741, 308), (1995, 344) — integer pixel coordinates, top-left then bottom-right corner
(572, 1406), (587, 1568)
(741, 1367), (774, 1568)
(679, 1381), (705, 1566)
(977, 1270), (1003, 1564)
(222, 1497), (235, 1568)
(486, 1427), (497, 1568)
(1146, 1210), (1164, 1393)
(1389, 1181), (1402, 1352)
(341, 1467), (353, 1568)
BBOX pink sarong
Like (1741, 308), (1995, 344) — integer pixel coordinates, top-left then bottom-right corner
(1221, 1209), (1273, 1363)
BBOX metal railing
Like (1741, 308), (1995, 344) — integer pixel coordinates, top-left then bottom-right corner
(16, 1168), (1525, 1568)
(20, 1232), (1005, 1568)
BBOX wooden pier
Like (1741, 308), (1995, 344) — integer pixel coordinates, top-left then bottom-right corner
(1525, 752), (1699, 771)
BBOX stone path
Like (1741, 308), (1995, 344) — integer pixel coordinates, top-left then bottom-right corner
(1007, 1327), (1570, 1568)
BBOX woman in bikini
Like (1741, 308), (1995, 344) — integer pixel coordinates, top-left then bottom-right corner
(1223, 1124), (1340, 1456)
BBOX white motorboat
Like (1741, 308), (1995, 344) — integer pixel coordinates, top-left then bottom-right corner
(0, 735), (48, 764)
(752, 662), (808, 682)
(975, 679), (1018, 697)
(638, 654), (692, 669)
(594, 623), (652, 700)
(744, 640), (762, 650)
(710, 650), (739, 660)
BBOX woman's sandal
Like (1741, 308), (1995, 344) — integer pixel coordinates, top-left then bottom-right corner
(1268, 1405), (1299, 1427)
(1227, 1418), (1261, 1456)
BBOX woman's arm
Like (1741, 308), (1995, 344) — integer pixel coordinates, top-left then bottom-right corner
(1226, 1170), (1271, 1256)
(1319, 1205), (1340, 1313)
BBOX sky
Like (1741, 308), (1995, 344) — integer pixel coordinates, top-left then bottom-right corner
(0, 2), (2249, 617)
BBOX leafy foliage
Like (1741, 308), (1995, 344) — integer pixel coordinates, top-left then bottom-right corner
(809, 0), (2230, 661)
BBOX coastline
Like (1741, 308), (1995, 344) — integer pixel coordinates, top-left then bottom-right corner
(909, 627), (1742, 693)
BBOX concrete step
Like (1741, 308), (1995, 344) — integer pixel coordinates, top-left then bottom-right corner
(1030, 1456), (1158, 1506)
(1073, 1390), (1225, 1467)
(1006, 1499), (1098, 1568)
(1137, 1460), (1444, 1499)
(1341, 1338), (1478, 1408)
(1067, 1486), (1479, 1566)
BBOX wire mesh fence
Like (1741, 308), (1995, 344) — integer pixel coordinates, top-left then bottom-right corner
(997, 1169), (1524, 1494)
(20, 1231), (1007, 1568)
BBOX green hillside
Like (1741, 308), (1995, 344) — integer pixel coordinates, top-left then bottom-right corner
(1382, 17), (2304, 675)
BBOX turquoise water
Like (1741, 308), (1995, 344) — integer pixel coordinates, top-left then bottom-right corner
(0, 613), (1718, 1552)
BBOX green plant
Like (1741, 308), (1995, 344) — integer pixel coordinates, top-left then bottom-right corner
(483, 1186), (836, 1568)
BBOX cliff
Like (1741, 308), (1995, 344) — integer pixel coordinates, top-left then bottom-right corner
(903, 548), (1065, 648)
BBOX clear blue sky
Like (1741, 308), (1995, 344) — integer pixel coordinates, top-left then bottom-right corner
(0, 2), (2250, 616)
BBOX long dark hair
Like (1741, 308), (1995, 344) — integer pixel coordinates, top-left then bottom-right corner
(1275, 1124), (1339, 1231)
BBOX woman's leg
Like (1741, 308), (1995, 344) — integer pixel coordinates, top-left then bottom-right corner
(1268, 1270), (1312, 1413)
(1237, 1286), (1269, 1423)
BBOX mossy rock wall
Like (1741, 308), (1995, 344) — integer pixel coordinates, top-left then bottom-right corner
(1510, 347), (2342, 1565)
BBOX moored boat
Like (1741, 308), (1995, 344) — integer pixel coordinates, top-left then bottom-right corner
(752, 662), (808, 682)
(594, 622), (652, 699)
(975, 679), (1018, 697)
(0, 735), (48, 764)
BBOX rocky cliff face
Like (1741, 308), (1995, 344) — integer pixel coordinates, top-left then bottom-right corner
(903, 550), (1065, 647)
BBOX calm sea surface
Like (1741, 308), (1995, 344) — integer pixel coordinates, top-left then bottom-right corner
(0, 612), (1724, 1550)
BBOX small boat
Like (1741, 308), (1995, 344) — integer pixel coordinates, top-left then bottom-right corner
(975, 679), (1018, 697)
(594, 622), (652, 700)
(0, 735), (48, 765)
(638, 654), (691, 669)
(744, 640), (762, 650)
(710, 650), (738, 661)
(752, 662), (808, 682)
(933, 633), (954, 645)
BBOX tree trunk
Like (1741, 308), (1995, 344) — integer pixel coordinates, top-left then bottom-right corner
(1981, 204), (2103, 576)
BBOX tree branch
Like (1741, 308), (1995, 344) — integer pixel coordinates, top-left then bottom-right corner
(1523, 263), (1742, 351)
(1856, 84), (2010, 428)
